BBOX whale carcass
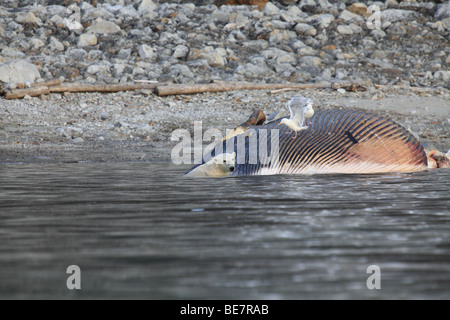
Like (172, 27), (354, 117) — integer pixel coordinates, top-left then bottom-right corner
(185, 109), (429, 176)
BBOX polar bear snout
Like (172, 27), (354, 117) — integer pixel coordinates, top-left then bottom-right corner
(229, 166), (235, 172)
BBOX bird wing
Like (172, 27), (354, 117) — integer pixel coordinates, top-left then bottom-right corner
(264, 110), (284, 124)
(287, 104), (294, 119)
(293, 106), (305, 125)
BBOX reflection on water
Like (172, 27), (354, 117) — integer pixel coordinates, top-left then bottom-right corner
(0, 163), (449, 299)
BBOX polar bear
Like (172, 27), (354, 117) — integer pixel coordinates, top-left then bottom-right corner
(184, 152), (236, 177)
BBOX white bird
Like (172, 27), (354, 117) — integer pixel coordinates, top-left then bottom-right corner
(279, 96), (314, 139)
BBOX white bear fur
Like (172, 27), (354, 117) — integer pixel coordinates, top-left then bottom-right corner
(185, 152), (236, 177)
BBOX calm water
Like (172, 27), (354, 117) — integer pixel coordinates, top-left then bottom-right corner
(0, 163), (449, 299)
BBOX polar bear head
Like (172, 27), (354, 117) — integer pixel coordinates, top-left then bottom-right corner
(211, 152), (236, 173)
(184, 152), (236, 177)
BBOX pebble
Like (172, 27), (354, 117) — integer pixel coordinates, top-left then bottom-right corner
(337, 25), (354, 35)
(172, 45), (189, 59)
(347, 3), (369, 17)
(66, 48), (88, 60)
(235, 63), (272, 78)
(78, 34), (98, 47)
(86, 18), (121, 35)
(71, 137), (85, 144)
(310, 14), (335, 29)
(49, 37), (64, 52)
(381, 9), (419, 23)
(87, 61), (111, 75)
(434, 70), (450, 83)
(294, 23), (317, 36)
(30, 38), (45, 50)
(15, 12), (43, 26)
(57, 127), (84, 139)
(371, 29), (386, 40)
(138, 0), (158, 14)
(263, 2), (280, 16)
(298, 56), (322, 67)
(338, 10), (364, 22)
(138, 44), (157, 61)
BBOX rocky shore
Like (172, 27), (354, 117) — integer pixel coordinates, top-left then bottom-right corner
(1, 0), (449, 86)
(0, 0), (449, 163)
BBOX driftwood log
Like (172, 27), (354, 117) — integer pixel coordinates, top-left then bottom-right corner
(5, 86), (51, 100)
(4, 83), (158, 100)
(48, 83), (158, 93)
(155, 81), (331, 96)
(30, 79), (63, 88)
(4, 80), (403, 100)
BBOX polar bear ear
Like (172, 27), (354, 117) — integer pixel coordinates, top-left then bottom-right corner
(213, 157), (220, 164)
(231, 152), (236, 159)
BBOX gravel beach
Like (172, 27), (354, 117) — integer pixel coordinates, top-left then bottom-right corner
(0, 0), (449, 164)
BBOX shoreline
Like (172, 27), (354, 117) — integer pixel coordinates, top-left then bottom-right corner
(1, 86), (449, 165)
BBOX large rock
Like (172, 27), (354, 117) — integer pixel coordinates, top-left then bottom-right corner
(381, 9), (419, 23)
(15, 12), (43, 26)
(298, 56), (322, 67)
(30, 38), (45, 50)
(1, 48), (25, 59)
(86, 61), (111, 75)
(347, 3), (370, 17)
(139, 45), (157, 61)
(49, 36), (64, 52)
(138, 0), (158, 13)
(310, 14), (335, 28)
(65, 48), (88, 60)
(280, 6), (303, 23)
(294, 23), (317, 36)
(168, 64), (194, 80)
(337, 23), (363, 35)
(46, 5), (69, 17)
(78, 33), (98, 47)
(86, 18), (121, 35)
(434, 70), (450, 83)
(235, 63), (272, 77)
(269, 29), (296, 44)
(337, 25), (353, 35)
(188, 47), (226, 68)
(172, 45), (189, 59)
(0, 60), (41, 84)
(338, 10), (365, 22)
(263, 2), (280, 15)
